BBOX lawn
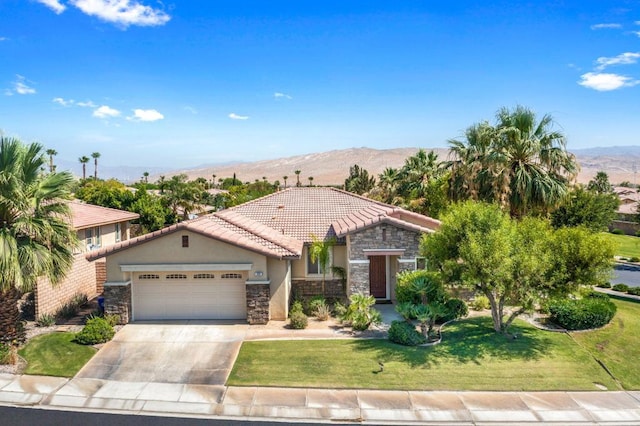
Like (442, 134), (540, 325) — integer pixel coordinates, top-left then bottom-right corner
(601, 232), (640, 258)
(228, 317), (617, 391)
(18, 332), (96, 377)
(570, 297), (640, 390)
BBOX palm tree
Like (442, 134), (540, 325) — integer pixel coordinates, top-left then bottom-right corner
(294, 170), (301, 187)
(309, 235), (336, 296)
(91, 152), (101, 179)
(46, 149), (57, 173)
(211, 174), (216, 189)
(78, 156), (90, 180)
(158, 175), (167, 194)
(283, 175), (288, 188)
(308, 176), (314, 187)
(142, 171), (149, 183)
(0, 137), (77, 343)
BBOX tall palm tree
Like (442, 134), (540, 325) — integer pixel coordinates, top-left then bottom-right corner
(78, 156), (90, 180)
(91, 152), (101, 179)
(46, 149), (57, 173)
(142, 171), (149, 183)
(0, 138), (77, 343)
(282, 175), (288, 188)
(294, 170), (301, 187)
(211, 174), (216, 189)
(308, 176), (314, 187)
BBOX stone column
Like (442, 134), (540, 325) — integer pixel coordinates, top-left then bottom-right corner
(104, 283), (131, 324)
(246, 283), (270, 324)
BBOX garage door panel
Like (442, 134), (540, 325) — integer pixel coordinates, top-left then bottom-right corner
(133, 273), (247, 321)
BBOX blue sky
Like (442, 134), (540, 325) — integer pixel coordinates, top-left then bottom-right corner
(1, 1), (639, 169)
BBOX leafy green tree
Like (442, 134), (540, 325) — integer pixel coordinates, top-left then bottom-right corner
(75, 179), (135, 210)
(344, 164), (376, 195)
(446, 106), (578, 217)
(309, 234), (336, 295)
(0, 138), (77, 342)
(551, 186), (619, 231)
(587, 171), (614, 194)
(129, 189), (168, 234)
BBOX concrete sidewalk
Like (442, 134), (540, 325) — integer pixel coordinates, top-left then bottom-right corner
(1, 373), (640, 424)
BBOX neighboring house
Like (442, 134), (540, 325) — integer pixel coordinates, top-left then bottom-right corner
(610, 186), (640, 235)
(34, 201), (139, 319)
(88, 188), (440, 324)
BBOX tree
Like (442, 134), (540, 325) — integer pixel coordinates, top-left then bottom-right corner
(422, 201), (611, 334)
(0, 138), (77, 343)
(446, 106), (578, 217)
(551, 186), (619, 232)
(46, 148), (57, 173)
(142, 171), (149, 184)
(344, 164), (376, 195)
(308, 176), (314, 187)
(587, 171), (614, 194)
(75, 179), (135, 210)
(78, 156), (90, 180)
(91, 152), (101, 179)
(294, 170), (301, 187)
(283, 175), (288, 188)
(309, 235), (335, 295)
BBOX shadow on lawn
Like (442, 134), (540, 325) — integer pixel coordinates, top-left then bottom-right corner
(350, 317), (555, 369)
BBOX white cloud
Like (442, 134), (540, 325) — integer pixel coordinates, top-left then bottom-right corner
(36, 0), (66, 14)
(183, 105), (198, 114)
(93, 105), (121, 118)
(76, 100), (97, 108)
(0, 37), (8, 42)
(128, 108), (164, 121)
(634, 31), (640, 38)
(69, 0), (171, 28)
(578, 72), (640, 91)
(228, 113), (249, 120)
(52, 97), (74, 106)
(6, 75), (36, 96)
(590, 23), (622, 30)
(595, 52), (640, 70)
(274, 92), (292, 100)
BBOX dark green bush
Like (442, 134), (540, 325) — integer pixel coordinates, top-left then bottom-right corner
(0, 343), (12, 365)
(596, 282), (612, 289)
(307, 296), (327, 316)
(395, 270), (445, 304)
(548, 297), (617, 330)
(627, 287), (640, 296)
(438, 298), (469, 322)
(289, 311), (308, 329)
(290, 300), (304, 315)
(630, 257), (640, 263)
(612, 283), (630, 292)
(471, 295), (490, 311)
(75, 317), (115, 345)
(611, 228), (624, 235)
(586, 291), (611, 300)
(36, 314), (55, 327)
(388, 320), (427, 346)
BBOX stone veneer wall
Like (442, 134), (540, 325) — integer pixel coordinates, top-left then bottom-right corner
(246, 283), (270, 324)
(291, 279), (345, 299)
(35, 254), (99, 319)
(104, 283), (131, 324)
(347, 224), (421, 296)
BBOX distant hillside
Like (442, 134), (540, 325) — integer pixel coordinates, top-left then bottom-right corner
(107, 145), (640, 187)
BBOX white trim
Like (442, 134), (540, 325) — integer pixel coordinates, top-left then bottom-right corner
(348, 259), (370, 264)
(363, 249), (405, 255)
(398, 259), (416, 264)
(246, 280), (271, 285)
(385, 255), (391, 299)
(104, 280), (131, 287)
(120, 263), (253, 272)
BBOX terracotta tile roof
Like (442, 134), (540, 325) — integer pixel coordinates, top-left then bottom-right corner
(69, 201), (139, 230)
(225, 187), (440, 242)
(87, 213), (302, 261)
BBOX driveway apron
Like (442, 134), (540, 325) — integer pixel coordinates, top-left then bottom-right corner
(75, 321), (249, 385)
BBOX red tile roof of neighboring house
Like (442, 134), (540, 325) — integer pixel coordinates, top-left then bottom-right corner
(69, 201), (139, 230)
(86, 187), (440, 261)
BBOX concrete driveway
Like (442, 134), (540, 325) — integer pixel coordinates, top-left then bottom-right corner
(76, 321), (249, 385)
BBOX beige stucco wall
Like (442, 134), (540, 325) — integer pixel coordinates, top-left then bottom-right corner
(105, 230), (268, 283)
(78, 221), (132, 254)
(267, 258), (290, 320)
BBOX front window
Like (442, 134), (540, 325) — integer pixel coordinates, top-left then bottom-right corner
(306, 247), (332, 276)
(85, 228), (93, 248)
(115, 223), (121, 243)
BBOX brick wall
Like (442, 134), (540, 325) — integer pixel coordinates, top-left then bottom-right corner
(35, 254), (99, 319)
(610, 220), (639, 236)
(347, 224), (421, 296)
(95, 259), (106, 294)
(291, 279), (345, 299)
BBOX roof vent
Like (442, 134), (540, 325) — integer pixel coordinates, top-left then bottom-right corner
(278, 205), (285, 209)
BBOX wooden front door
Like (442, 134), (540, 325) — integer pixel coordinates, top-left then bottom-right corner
(369, 256), (387, 298)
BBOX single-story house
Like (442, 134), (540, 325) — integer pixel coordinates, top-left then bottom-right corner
(34, 201), (139, 319)
(88, 187), (440, 324)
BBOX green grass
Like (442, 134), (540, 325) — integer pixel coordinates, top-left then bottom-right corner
(601, 232), (640, 258)
(228, 317), (617, 391)
(571, 298), (640, 390)
(18, 332), (96, 377)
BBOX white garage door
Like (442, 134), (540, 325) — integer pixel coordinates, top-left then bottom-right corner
(132, 272), (247, 320)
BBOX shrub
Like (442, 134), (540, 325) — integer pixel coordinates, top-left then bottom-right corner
(340, 294), (381, 331)
(36, 314), (56, 327)
(71, 293), (89, 308)
(20, 292), (35, 320)
(586, 291), (611, 300)
(289, 311), (308, 329)
(75, 317), (115, 345)
(315, 304), (331, 321)
(611, 228), (624, 235)
(596, 282), (612, 289)
(0, 343), (13, 365)
(612, 283), (630, 292)
(307, 296), (327, 316)
(395, 302), (415, 321)
(631, 257), (640, 263)
(388, 321), (427, 346)
(471, 295), (490, 311)
(290, 300), (304, 315)
(548, 297), (617, 330)
(635, 230), (640, 238)
(439, 298), (469, 322)
(395, 270), (445, 305)
(103, 314), (120, 327)
(56, 301), (80, 320)
(333, 301), (347, 317)
(627, 287), (640, 296)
